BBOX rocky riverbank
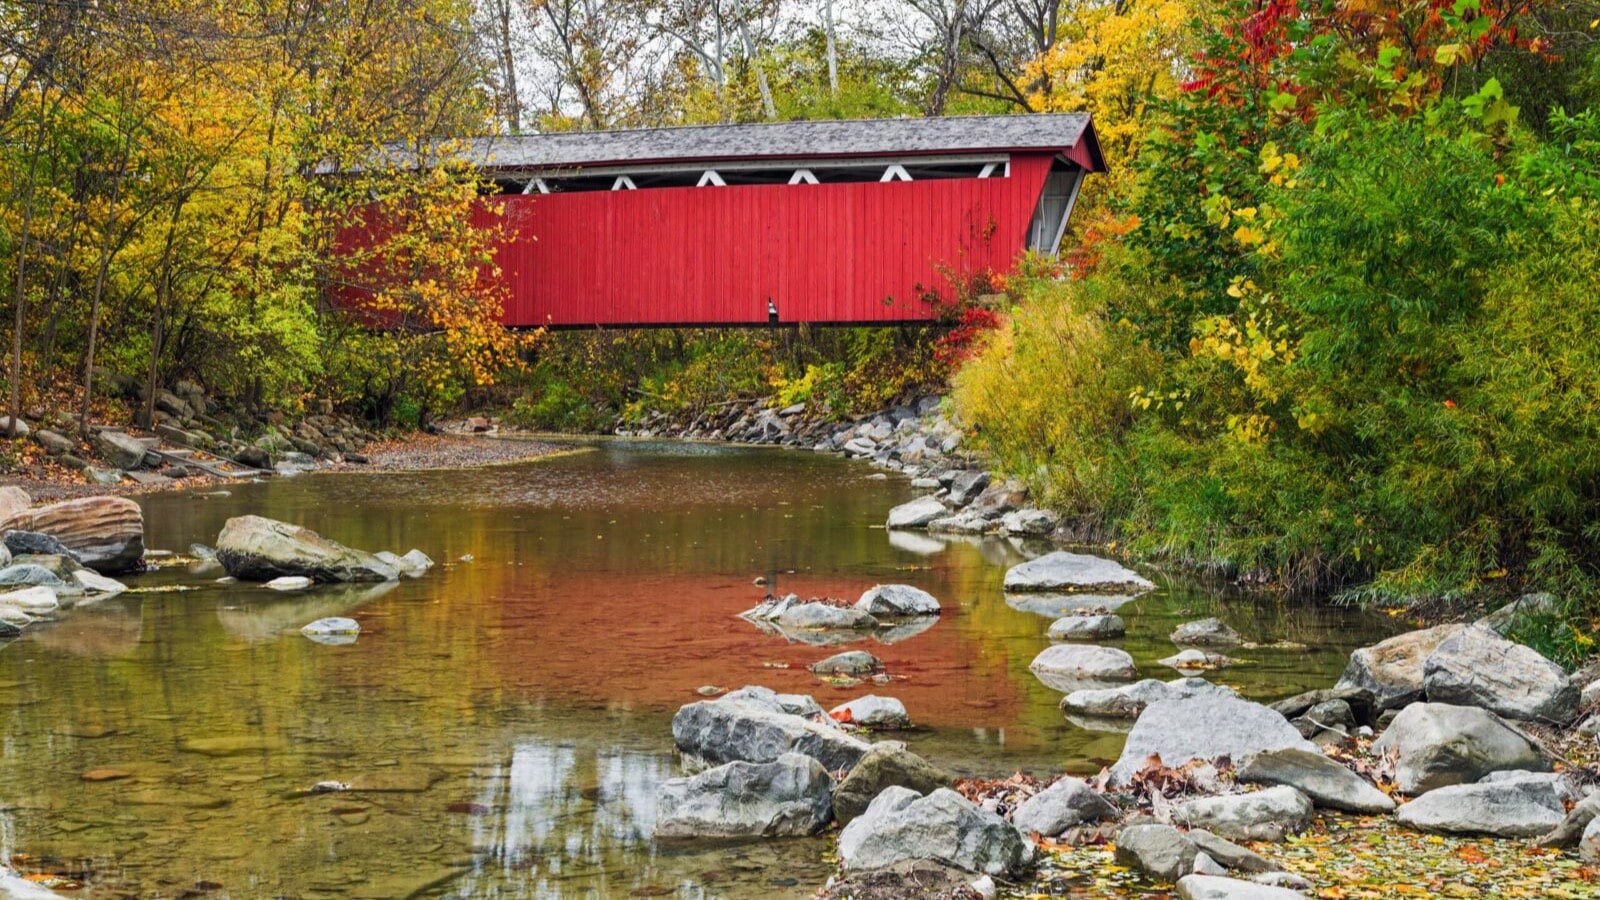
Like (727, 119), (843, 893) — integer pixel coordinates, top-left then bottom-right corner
(640, 550), (1600, 898)
(4, 431), (564, 502)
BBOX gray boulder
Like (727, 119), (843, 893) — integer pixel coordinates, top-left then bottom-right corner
(0, 586), (60, 615)
(1536, 791), (1600, 848)
(1370, 702), (1547, 795)
(886, 496), (947, 529)
(837, 786), (1034, 877)
(1176, 875), (1309, 900)
(671, 685), (870, 772)
(1237, 748), (1395, 814)
(1029, 643), (1138, 692)
(1011, 777), (1118, 837)
(1007, 592), (1142, 617)
(1172, 618), (1243, 648)
(1584, 815), (1600, 863)
(812, 650), (881, 676)
(1171, 787), (1314, 842)
(830, 695), (910, 729)
(927, 511), (993, 534)
(93, 430), (147, 469)
(1004, 551), (1154, 594)
(214, 515), (397, 583)
(0, 565), (65, 589)
(653, 752), (833, 838)
(1422, 624), (1577, 722)
(1110, 695), (1316, 785)
(1001, 508), (1058, 536)
(2, 531), (79, 561)
(1395, 776), (1564, 837)
(375, 549), (434, 578)
(1113, 823), (1196, 882)
(1269, 687), (1377, 729)
(1187, 830), (1279, 874)
(856, 584), (940, 617)
(1336, 624), (1463, 711)
(1048, 613), (1126, 641)
(832, 743), (954, 826)
(32, 430), (73, 456)
(946, 471), (991, 507)
(1062, 677), (1237, 720)
(775, 602), (878, 631)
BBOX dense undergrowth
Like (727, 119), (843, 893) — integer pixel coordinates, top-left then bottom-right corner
(952, 0), (1600, 662)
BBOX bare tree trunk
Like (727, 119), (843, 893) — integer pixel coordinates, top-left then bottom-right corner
(924, 2), (966, 117)
(732, 0), (776, 120)
(82, 146), (130, 438)
(823, 0), (838, 97)
(8, 110), (44, 437)
(495, 0), (523, 132)
(142, 206), (183, 430)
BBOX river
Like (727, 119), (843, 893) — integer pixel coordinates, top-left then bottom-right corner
(0, 441), (1391, 898)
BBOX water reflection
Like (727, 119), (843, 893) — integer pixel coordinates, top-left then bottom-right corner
(0, 441), (1395, 897)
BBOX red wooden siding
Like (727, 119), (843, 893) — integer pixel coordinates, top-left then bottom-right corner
(481, 151), (1058, 327)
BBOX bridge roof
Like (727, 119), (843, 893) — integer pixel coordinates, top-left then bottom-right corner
(448, 113), (1102, 173)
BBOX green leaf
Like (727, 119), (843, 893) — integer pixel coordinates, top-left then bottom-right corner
(1377, 45), (1403, 68)
(1435, 44), (1461, 66)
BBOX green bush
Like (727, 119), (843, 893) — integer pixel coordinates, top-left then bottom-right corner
(956, 106), (1600, 608)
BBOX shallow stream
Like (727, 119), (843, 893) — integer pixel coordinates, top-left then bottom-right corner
(0, 441), (1393, 898)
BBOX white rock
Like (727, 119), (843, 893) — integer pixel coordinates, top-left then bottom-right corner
(71, 569), (127, 595)
(1171, 786), (1314, 842)
(1003, 551), (1154, 594)
(886, 496), (947, 529)
(1395, 776), (1565, 837)
(1110, 695), (1316, 786)
(266, 575), (314, 591)
(301, 617), (360, 637)
(1029, 644), (1138, 692)
(0, 585), (59, 615)
(830, 695), (911, 729)
(1011, 777), (1118, 837)
(1000, 508), (1058, 536)
(1370, 702), (1547, 795)
(1062, 677), (1237, 720)
(1177, 874), (1309, 899)
(856, 584), (940, 617)
(1048, 613), (1126, 641)
(1422, 624), (1577, 722)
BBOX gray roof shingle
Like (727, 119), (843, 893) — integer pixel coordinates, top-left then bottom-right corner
(437, 113), (1096, 172)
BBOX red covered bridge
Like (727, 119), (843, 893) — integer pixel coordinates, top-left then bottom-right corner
(353, 114), (1104, 327)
